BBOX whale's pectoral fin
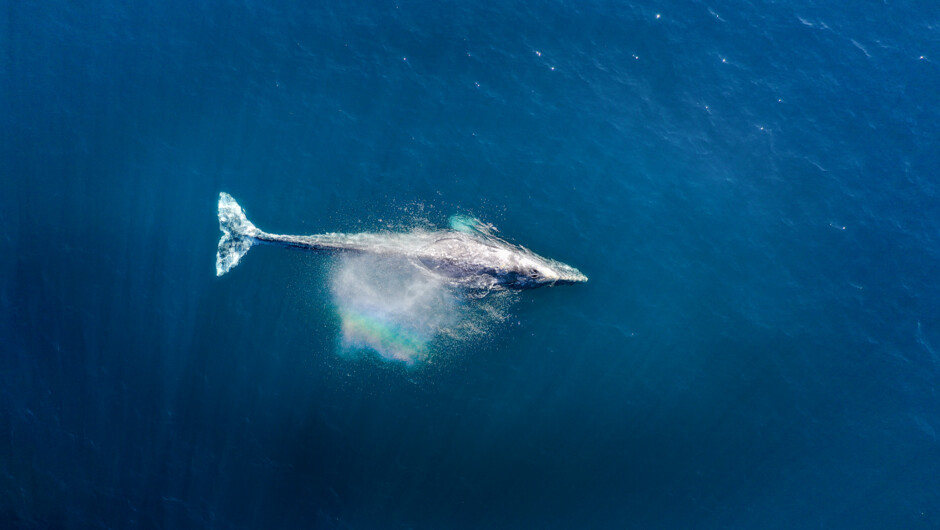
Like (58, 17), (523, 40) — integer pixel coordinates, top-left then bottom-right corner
(448, 215), (498, 236)
(216, 193), (258, 276)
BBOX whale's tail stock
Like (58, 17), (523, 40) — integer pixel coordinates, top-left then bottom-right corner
(216, 192), (258, 276)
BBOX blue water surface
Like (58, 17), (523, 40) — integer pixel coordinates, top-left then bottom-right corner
(2, 1), (939, 528)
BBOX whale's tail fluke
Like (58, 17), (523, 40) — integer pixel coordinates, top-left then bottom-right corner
(216, 193), (258, 276)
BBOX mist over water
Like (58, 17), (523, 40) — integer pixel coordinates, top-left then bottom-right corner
(329, 253), (516, 365)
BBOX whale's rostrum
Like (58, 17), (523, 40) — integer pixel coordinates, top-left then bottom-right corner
(215, 192), (587, 291)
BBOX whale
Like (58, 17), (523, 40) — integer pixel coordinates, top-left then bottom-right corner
(215, 193), (587, 291)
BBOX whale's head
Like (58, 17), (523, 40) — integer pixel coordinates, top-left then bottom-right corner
(548, 260), (590, 286)
(499, 252), (588, 290)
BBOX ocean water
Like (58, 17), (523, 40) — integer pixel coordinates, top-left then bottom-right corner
(2, 1), (939, 528)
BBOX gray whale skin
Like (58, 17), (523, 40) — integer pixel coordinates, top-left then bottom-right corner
(215, 192), (587, 291)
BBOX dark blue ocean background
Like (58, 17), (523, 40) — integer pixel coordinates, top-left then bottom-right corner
(3, 1), (940, 527)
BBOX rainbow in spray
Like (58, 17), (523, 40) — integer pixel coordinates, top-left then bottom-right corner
(330, 254), (460, 365)
(337, 307), (430, 364)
